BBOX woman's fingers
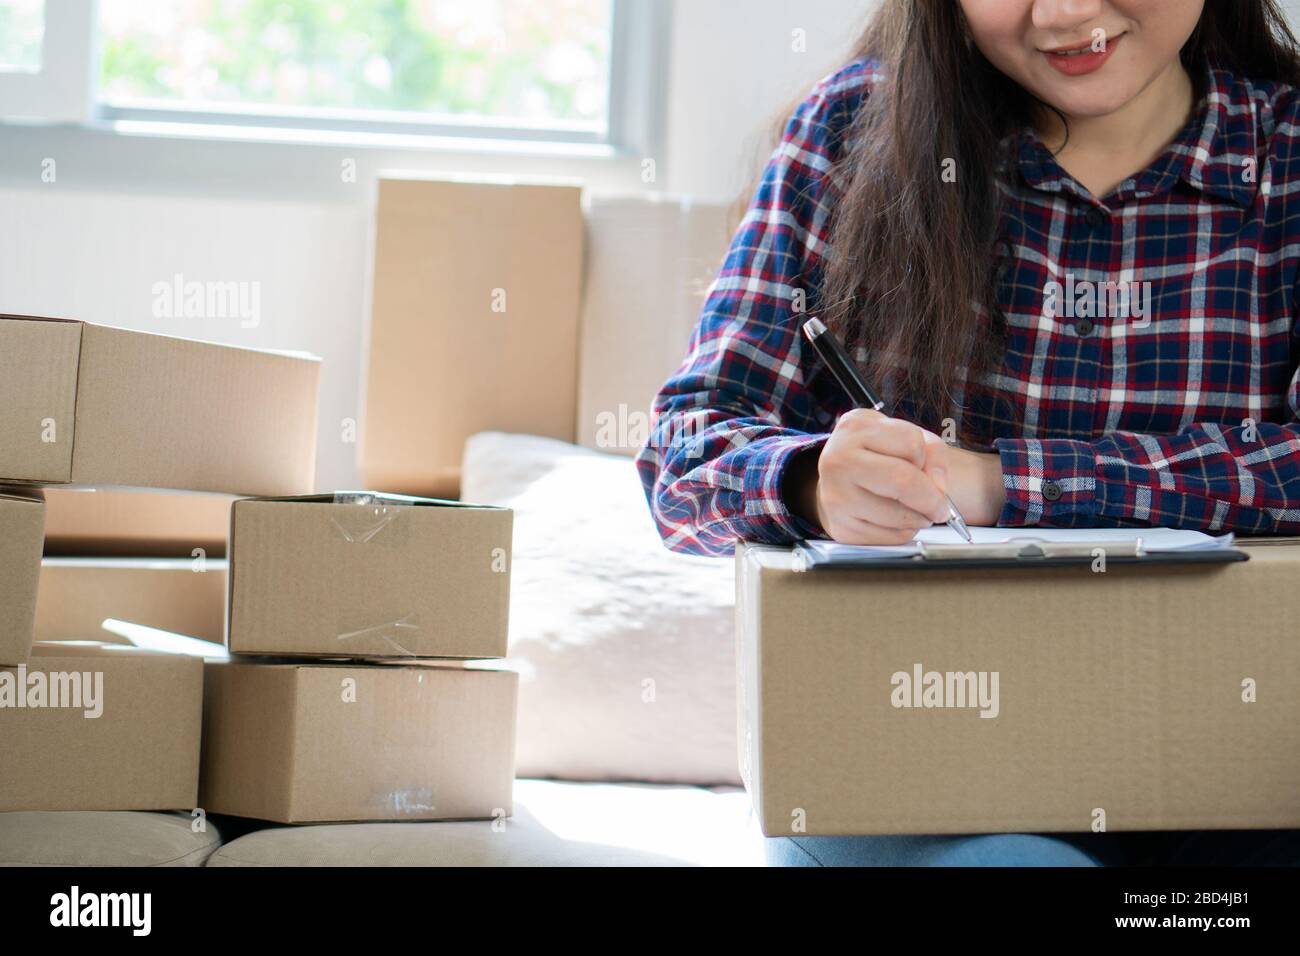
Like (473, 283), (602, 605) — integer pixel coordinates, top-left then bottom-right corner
(923, 432), (950, 495)
(815, 407), (956, 545)
(851, 449), (950, 524)
(822, 479), (936, 533)
(820, 513), (921, 547)
(837, 409), (929, 468)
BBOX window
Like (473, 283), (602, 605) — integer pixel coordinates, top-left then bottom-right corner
(99, 0), (612, 139)
(0, 1), (96, 121)
(0, 0), (662, 151)
(0, 0), (44, 72)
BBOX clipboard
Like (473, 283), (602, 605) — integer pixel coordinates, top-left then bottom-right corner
(792, 534), (1250, 572)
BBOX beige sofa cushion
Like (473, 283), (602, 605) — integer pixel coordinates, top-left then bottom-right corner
(576, 195), (730, 455)
(462, 434), (740, 787)
(0, 811), (221, 867)
(208, 780), (761, 867)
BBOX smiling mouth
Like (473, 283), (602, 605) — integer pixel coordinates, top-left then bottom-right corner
(1039, 32), (1125, 76)
(1042, 32), (1126, 56)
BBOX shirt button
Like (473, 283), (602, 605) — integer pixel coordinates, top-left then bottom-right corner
(1042, 481), (1064, 502)
(1085, 207), (1107, 229)
(1074, 318), (1095, 337)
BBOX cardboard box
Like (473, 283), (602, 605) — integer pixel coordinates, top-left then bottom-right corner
(200, 660), (517, 823)
(35, 558), (228, 644)
(736, 541), (1300, 836)
(360, 177), (584, 499)
(0, 314), (320, 495)
(42, 487), (232, 558)
(227, 493), (511, 659)
(577, 195), (730, 454)
(0, 491), (44, 665)
(0, 642), (203, 812)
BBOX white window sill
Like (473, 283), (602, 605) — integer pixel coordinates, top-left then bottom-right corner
(91, 115), (623, 160)
(0, 116), (651, 202)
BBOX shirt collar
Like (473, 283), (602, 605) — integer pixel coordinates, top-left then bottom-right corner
(1011, 63), (1259, 208)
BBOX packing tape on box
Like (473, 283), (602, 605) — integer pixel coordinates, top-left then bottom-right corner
(335, 614), (422, 657)
(328, 491), (404, 543)
(328, 492), (422, 657)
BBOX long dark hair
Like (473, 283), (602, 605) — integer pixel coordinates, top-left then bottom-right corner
(818, 0), (1300, 435)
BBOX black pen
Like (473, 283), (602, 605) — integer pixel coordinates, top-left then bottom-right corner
(801, 316), (974, 542)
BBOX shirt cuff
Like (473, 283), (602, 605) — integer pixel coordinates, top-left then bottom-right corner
(742, 433), (829, 543)
(993, 437), (1101, 527)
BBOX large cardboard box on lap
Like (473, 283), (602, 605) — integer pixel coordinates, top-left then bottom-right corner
(0, 642), (203, 812)
(0, 492), (44, 665)
(227, 493), (511, 659)
(736, 540), (1300, 837)
(200, 660), (517, 823)
(0, 314), (319, 495)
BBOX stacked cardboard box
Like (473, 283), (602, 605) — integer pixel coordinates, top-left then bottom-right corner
(200, 492), (518, 823)
(0, 315), (319, 493)
(42, 487), (232, 558)
(359, 176), (584, 499)
(1, 642), (203, 812)
(0, 491), (44, 666)
(0, 314), (320, 811)
(2, 313), (519, 826)
(35, 557), (228, 645)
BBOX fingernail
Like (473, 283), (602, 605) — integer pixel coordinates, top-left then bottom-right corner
(932, 467), (947, 492)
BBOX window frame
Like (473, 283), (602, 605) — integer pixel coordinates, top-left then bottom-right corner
(1, 0), (664, 155)
(0, 0), (98, 122)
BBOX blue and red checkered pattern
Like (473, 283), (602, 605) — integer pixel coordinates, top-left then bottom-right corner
(635, 58), (1300, 556)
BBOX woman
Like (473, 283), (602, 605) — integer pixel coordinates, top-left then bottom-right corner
(636, 0), (1300, 865)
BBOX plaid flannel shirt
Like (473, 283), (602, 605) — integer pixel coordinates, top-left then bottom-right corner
(636, 58), (1300, 557)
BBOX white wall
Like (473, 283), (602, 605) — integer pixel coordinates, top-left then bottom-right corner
(0, 0), (872, 490)
(0, 186), (370, 489)
(1287, 1), (1300, 31)
(664, 0), (872, 202)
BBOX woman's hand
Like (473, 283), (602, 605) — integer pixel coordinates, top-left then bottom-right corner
(785, 409), (1005, 544)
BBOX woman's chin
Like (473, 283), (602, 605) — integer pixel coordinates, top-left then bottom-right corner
(1035, 80), (1144, 123)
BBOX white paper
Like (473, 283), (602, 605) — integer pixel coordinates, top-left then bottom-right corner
(801, 526), (1235, 563)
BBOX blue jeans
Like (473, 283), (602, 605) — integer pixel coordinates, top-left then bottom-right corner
(766, 830), (1300, 866)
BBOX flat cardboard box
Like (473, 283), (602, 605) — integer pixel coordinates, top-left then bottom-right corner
(0, 314), (320, 495)
(227, 493), (511, 659)
(577, 195), (730, 454)
(35, 558), (228, 645)
(200, 660), (517, 823)
(42, 487), (233, 558)
(359, 176), (584, 499)
(0, 641), (203, 812)
(736, 540), (1300, 836)
(0, 491), (44, 665)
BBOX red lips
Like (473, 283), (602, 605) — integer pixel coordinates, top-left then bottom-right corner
(1042, 33), (1123, 77)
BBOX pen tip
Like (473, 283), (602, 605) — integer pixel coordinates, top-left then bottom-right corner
(948, 509), (974, 543)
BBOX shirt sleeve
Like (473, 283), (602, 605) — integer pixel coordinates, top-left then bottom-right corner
(635, 79), (852, 557)
(994, 362), (1300, 532)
